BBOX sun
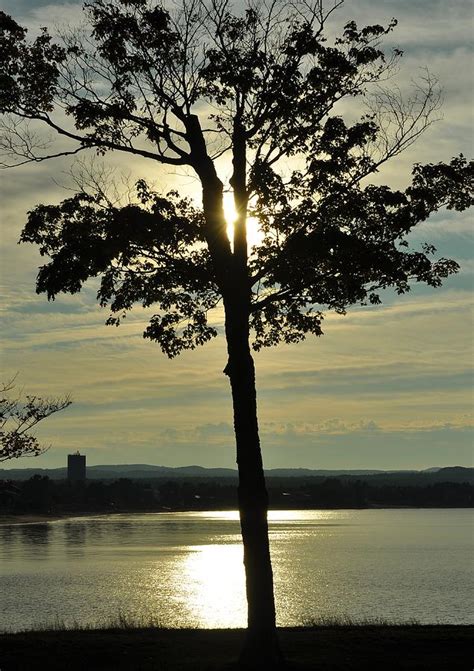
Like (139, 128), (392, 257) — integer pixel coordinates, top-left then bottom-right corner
(223, 192), (263, 250)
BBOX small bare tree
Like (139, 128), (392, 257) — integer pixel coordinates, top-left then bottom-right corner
(0, 377), (71, 462)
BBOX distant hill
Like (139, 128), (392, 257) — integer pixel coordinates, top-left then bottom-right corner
(0, 464), (239, 481)
(0, 463), (390, 480)
(335, 466), (474, 486)
(0, 463), (473, 484)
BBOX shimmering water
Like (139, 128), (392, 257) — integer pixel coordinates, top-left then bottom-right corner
(0, 509), (472, 631)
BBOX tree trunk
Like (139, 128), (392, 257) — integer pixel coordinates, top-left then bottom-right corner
(224, 296), (284, 669)
(188, 112), (283, 667)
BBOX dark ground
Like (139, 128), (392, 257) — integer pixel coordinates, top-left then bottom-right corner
(0, 625), (472, 670)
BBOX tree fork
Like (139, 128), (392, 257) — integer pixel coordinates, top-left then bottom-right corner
(186, 114), (232, 289)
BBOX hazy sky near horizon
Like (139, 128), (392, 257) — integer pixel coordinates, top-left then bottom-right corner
(0, 0), (473, 470)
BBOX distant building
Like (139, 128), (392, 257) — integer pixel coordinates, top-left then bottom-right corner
(67, 452), (86, 482)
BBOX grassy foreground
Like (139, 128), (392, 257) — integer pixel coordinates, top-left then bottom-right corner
(0, 624), (472, 670)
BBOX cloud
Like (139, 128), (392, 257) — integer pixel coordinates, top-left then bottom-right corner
(19, 415), (472, 471)
(4, 1), (83, 25)
(409, 210), (473, 239)
(0, 0), (472, 470)
(2, 285), (471, 469)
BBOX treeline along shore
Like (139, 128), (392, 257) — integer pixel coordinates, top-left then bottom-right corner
(1, 468), (472, 516)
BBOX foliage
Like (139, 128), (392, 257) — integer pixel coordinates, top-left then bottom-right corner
(0, 1), (471, 357)
(0, 378), (71, 462)
(1, 474), (472, 514)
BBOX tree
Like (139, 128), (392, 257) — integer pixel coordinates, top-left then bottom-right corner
(0, 0), (472, 666)
(0, 377), (71, 462)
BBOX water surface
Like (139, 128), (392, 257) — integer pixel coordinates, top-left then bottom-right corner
(0, 509), (472, 630)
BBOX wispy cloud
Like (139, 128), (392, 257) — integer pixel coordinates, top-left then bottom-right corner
(0, 0), (472, 469)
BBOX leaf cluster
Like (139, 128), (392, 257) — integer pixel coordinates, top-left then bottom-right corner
(0, 12), (65, 116)
(21, 183), (220, 357)
(248, 154), (472, 348)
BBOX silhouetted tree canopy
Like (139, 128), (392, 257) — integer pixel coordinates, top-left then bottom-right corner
(0, 2), (471, 356)
(2, 474), (472, 516)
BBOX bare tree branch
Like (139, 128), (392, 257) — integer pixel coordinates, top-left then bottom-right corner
(0, 377), (71, 462)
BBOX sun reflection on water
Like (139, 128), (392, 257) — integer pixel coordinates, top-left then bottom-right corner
(178, 543), (246, 628)
(185, 509), (341, 523)
(161, 510), (342, 628)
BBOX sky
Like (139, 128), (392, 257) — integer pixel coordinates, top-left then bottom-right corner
(0, 0), (473, 471)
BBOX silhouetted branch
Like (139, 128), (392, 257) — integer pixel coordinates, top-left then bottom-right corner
(0, 377), (71, 462)
(363, 69), (443, 175)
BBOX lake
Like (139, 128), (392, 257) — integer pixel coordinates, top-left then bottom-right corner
(0, 509), (472, 631)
